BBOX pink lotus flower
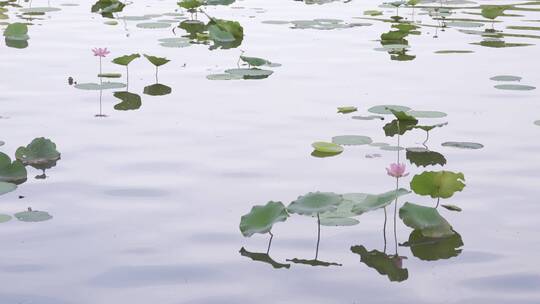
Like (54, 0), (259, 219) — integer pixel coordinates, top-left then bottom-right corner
(386, 163), (409, 178)
(92, 48), (110, 57)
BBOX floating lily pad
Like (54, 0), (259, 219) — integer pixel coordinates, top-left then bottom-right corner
(104, 20), (118, 25)
(223, 68), (273, 80)
(494, 84), (536, 91)
(158, 38), (190, 48)
(0, 214), (11, 223)
(288, 192), (342, 216)
(380, 145), (404, 151)
(143, 83), (172, 96)
(206, 73), (243, 80)
(16, 137), (61, 168)
(240, 55), (275, 67)
(352, 115), (384, 120)
(240, 201), (288, 237)
(136, 22), (171, 29)
(20, 7), (61, 13)
(402, 230), (463, 261)
(0, 152), (27, 184)
(364, 10), (383, 16)
(331, 135), (372, 146)
(441, 204), (462, 212)
(370, 142), (389, 147)
(337, 106), (357, 114)
(435, 50), (474, 54)
(74, 82), (126, 90)
(408, 110), (447, 118)
(0, 181), (16, 195)
(368, 105), (411, 115)
(351, 245), (408, 282)
(311, 142), (344, 154)
(489, 75), (522, 82)
(414, 122), (448, 132)
(441, 141), (483, 149)
(14, 209), (53, 222)
(410, 171), (465, 199)
(98, 73), (121, 78)
(399, 202), (454, 238)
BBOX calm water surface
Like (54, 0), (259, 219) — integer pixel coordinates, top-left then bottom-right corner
(1, 0), (540, 303)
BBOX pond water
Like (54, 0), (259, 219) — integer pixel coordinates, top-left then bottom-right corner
(1, 0), (540, 303)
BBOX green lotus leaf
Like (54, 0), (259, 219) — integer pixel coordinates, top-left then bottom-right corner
(287, 192), (343, 216)
(406, 147), (447, 167)
(490, 75), (522, 82)
(223, 68), (273, 80)
(239, 247), (290, 269)
(352, 115), (384, 120)
(368, 105), (410, 115)
(380, 145), (404, 151)
(206, 73), (243, 80)
(143, 54), (170, 67)
(206, 0), (235, 5)
(74, 82), (126, 90)
(481, 5), (509, 20)
(494, 84), (536, 91)
(208, 19), (243, 43)
(349, 188), (410, 215)
(389, 109), (417, 122)
(402, 229), (463, 261)
(0, 214), (12, 223)
(143, 83), (172, 96)
(3, 23), (28, 39)
(177, 0), (204, 10)
(381, 30), (408, 41)
(15, 138), (61, 166)
(20, 7), (61, 13)
(441, 141), (483, 149)
(331, 135), (372, 146)
(311, 142), (344, 153)
(351, 245), (408, 282)
(91, 0), (126, 18)
(240, 55), (270, 67)
(0, 181), (17, 195)
(392, 23), (419, 33)
(310, 150), (342, 158)
(441, 204), (462, 212)
(239, 201), (288, 237)
(383, 119), (418, 137)
(319, 217), (359, 226)
(112, 53), (140, 66)
(286, 258), (341, 267)
(0, 152), (27, 184)
(136, 22), (171, 29)
(14, 208), (53, 222)
(97, 73), (122, 78)
(114, 91), (142, 111)
(410, 171), (465, 199)
(414, 122), (448, 132)
(364, 10), (383, 16)
(399, 202), (455, 238)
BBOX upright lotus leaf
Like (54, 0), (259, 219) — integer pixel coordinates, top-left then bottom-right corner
(389, 109), (417, 122)
(91, 0), (125, 18)
(383, 119), (418, 137)
(15, 137), (61, 166)
(287, 192), (342, 216)
(0, 152), (27, 184)
(399, 202), (455, 238)
(410, 171), (465, 199)
(177, 0), (204, 10)
(14, 208), (53, 222)
(350, 188), (410, 215)
(402, 230), (463, 261)
(112, 53), (140, 66)
(143, 54), (170, 67)
(350, 245), (408, 282)
(406, 148), (447, 167)
(240, 56), (271, 67)
(0, 181), (17, 195)
(3, 23), (28, 39)
(239, 247), (290, 269)
(414, 122), (448, 132)
(208, 19), (243, 46)
(481, 5), (509, 20)
(239, 201), (288, 237)
(113, 91), (142, 111)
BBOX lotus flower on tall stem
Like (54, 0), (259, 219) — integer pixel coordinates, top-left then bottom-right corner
(92, 47), (110, 75)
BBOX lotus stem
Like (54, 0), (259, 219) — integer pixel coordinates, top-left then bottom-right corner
(383, 207), (388, 253)
(436, 197), (440, 208)
(423, 131), (430, 146)
(393, 177), (399, 255)
(315, 213), (321, 260)
(266, 231), (274, 254)
(99, 57), (102, 75)
(155, 66), (159, 83)
(126, 65), (129, 90)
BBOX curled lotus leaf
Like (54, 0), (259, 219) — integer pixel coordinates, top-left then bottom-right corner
(410, 171), (465, 199)
(311, 142), (344, 154)
(441, 204), (462, 212)
(349, 188), (410, 215)
(239, 201), (288, 237)
(399, 202), (455, 238)
(287, 192), (343, 216)
(15, 138), (61, 166)
(112, 53), (140, 66)
(143, 54), (170, 67)
(0, 152), (27, 184)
